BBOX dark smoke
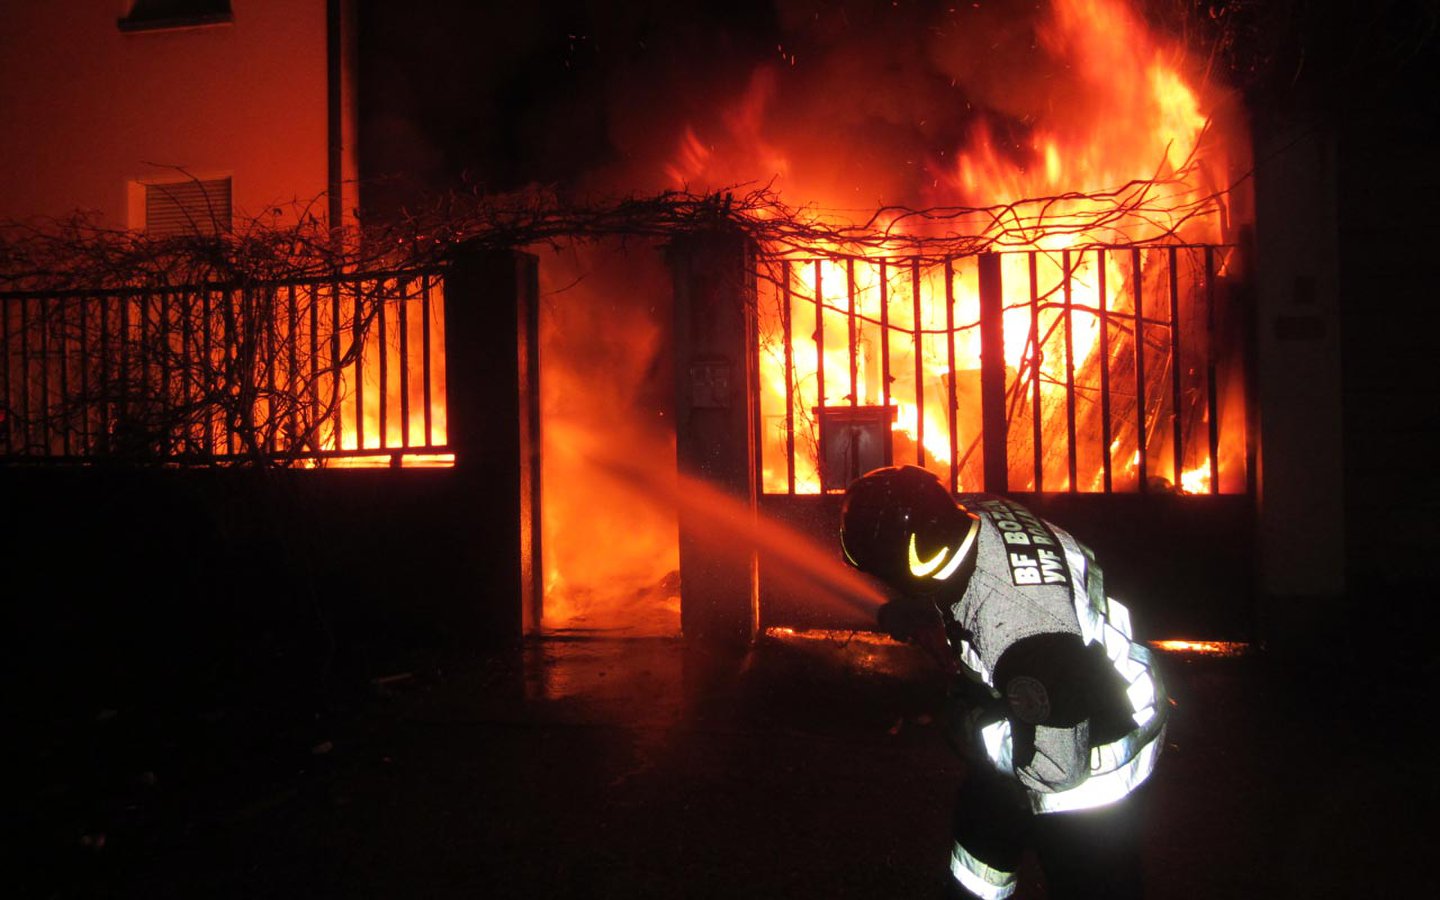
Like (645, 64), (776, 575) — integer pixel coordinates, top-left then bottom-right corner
(358, 1), (1239, 215)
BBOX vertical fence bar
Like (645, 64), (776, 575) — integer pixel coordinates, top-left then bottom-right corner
(309, 284), (320, 452)
(912, 258), (924, 467)
(202, 290), (213, 457)
(781, 261), (795, 494)
(1063, 250), (1077, 492)
(398, 278), (410, 448)
(93, 296), (105, 454)
(110, 295), (120, 454)
(61, 298), (72, 452)
(846, 258), (858, 409)
(39, 297), (51, 455)
(287, 284), (298, 454)
(20, 299), (32, 453)
(814, 261), (826, 433)
(422, 273), (434, 446)
(880, 260), (891, 466)
(1168, 246), (1183, 488)
(331, 279), (343, 449)
(945, 257), (959, 492)
(200, 290), (212, 454)
(225, 290), (236, 456)
(1, 298), (10, 455)
(1098, 250), (1113, 493)
(377, 281), (388, 450)
(181, 289), (194, 454)
(98, 295), (110, 456)
(1028, 252), (1042, 492)
(978, 253), (1007, 493)
(1205, 246), (1220, 494)
(170, 290), (180, 450)
(1133, 248), (1147, 493)
(118, 298), (130, 457)
(159, 291), (170, 444)
(259, 286), (272, 455)
(58, 297), (71, 456)
(353, 279), (364, 451)
(78, 296), (91, 454)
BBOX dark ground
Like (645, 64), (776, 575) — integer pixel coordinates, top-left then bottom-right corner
(8, 631), (1434, 899)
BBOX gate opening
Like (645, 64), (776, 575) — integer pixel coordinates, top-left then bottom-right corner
(536, 239), (680, 636)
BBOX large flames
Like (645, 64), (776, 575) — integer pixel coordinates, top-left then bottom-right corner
(539, 0), (1252, 631)
(664, 0), (1248, 496)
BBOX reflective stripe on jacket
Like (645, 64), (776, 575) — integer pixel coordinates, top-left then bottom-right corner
(949, 496), (1167, 814)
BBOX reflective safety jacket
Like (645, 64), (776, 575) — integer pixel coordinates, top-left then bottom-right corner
(943, 495), (1167, 816)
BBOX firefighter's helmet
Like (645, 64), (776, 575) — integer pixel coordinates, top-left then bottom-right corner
(840, 465), (980, 594)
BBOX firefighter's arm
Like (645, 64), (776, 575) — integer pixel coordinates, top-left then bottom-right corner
(876, 598), (957, 674)
(993, 633), (1096, 793)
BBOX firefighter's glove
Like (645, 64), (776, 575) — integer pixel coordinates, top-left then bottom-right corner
(876, 599), (939, 643)
(944, 675), (1004, 761)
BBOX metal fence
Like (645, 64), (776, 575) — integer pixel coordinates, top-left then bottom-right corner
(755, 244), (1249, 496)
(1, 269), (450, 466)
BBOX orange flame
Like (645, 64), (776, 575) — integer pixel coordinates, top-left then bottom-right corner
(542, 0), (1252, 634)
(674, 0), (1247, 495)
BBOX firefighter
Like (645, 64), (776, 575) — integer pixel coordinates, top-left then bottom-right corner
(840, 465), (1167, 900)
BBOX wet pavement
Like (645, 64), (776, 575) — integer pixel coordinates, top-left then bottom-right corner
(10, 632), (1434, 898)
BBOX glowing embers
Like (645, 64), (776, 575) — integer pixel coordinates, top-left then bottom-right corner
(761, 627), (921, 678)
(1149, 639), (1251, 657)
(764, 626), (903, 646)
(321, 452), (455, 469)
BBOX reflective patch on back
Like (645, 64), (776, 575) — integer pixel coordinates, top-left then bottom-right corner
(974, 498), (1069, 587)
(1005, 675), (1051, 724)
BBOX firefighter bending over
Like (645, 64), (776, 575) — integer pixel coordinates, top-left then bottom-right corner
(840, 466), (1167, 900)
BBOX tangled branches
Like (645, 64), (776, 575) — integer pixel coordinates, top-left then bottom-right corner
(1, 154), (1235, 293)
(0, 163), (1236, 466)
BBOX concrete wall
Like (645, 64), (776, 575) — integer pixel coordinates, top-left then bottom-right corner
(0, 0), (353, 228)
(1334, 72), (1440, 669)
(0, 467), (508, 715)
(669, 230), (760, 645)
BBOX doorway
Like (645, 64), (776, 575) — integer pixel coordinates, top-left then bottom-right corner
(535, 239), (680, 636)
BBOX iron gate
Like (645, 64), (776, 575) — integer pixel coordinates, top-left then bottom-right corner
(1, 269), (450, 466)
(754, 244), (1250, 497)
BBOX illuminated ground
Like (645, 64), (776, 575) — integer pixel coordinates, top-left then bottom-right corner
(11, 632), (1431, 898)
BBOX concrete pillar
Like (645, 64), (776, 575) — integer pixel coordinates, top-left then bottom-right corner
(1251, 115), (1346, 648)
(668, 229), (760, 645)
(441, 246), (542, 641)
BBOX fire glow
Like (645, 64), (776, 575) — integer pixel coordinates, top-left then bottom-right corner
(328, 279), (450, 467)
(667, 0), (1249, 496)
(539, 0), (1253, 632)
(1150, 639), (1250, 657)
